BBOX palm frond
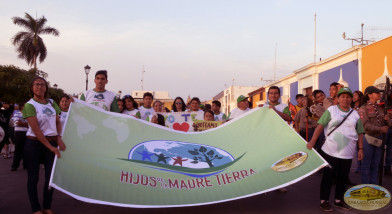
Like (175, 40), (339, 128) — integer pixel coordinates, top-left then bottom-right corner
(11, 31), (30, 45)
(36, 37), (47, 63)
(40, 27), (60, 36)
(12, 17), (33, 31)
(36, 16), (47, 31)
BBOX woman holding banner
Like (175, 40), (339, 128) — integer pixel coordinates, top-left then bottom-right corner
(307, 87), (364, 212)
(23, 77), (66, 214)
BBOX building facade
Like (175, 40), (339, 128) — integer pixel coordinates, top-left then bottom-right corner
(258, 36), (392, 105)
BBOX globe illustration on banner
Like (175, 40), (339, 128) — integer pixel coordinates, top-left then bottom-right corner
(119, 140), (245, 178)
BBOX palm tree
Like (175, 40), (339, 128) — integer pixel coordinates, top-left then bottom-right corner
(11, 13), (59, 69)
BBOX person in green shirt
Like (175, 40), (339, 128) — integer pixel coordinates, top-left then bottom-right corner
(308, 87), (364, 212)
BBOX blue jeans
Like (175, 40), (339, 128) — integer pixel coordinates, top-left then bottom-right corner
(361, 135), (382, 184)
(385, 128), (392, 170)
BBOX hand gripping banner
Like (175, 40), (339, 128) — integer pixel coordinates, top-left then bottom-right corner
(50, 99), (328, 208)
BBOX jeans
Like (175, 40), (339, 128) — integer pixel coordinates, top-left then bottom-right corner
(361, 135), (382, 184)
(319, 150), (352, 201)
(11, 131), (27, 169)
(24, 138), (56, 212)
(385, 128), (392, 170)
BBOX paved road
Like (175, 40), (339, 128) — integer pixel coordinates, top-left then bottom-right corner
(1, 153), (391, 214)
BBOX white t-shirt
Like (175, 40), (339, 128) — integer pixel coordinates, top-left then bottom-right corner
(214, 112), (227, 121)
(80, 89), (117, 111)
(59, 110), (68, 132)
(264, 102), (288, 113)
(139, 106), (156, 121)
(229, 108), (250, 120)
(12, 110), (28, 132)
(122, 109), (140, 118)
(318, 105), (364, 159)
(23, 99), (60, 137)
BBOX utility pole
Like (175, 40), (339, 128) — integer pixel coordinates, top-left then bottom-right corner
(274, 43), (277, 81)
(141, 65), (145, 91)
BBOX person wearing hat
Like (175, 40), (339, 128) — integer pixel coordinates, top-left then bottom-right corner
(359, 86), (390, 184)
(228, 95), (250, 120)
(308, 87), (364, 211)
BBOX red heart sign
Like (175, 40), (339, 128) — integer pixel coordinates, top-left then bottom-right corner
(173, 122), (190, 132)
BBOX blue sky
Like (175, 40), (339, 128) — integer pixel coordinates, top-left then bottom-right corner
(1, 0), (392, 100)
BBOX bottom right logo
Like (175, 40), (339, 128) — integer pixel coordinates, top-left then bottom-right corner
(344, 184), (391, 211)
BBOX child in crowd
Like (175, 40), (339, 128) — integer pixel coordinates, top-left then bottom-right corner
(139, 92), (156, 121)
(121, 95), (141, 119)
(212, 100), (227, 121)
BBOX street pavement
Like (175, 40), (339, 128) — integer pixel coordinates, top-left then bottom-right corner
(1, 153), (391, 214)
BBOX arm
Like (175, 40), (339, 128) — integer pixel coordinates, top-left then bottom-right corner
(269, 106), (292, 122)
(307, 124), (324, 149)
(110, 97), (120, 113)
(26, 117), (62, 158)
(55, 115), (66, 151)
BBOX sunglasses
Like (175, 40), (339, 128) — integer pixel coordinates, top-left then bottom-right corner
(123, 95), (132, 99)
(176, 102), (183, 104)
(34, 83), (46, 87)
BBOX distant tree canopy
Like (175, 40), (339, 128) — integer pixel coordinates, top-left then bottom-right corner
(0, 65), (64, 104)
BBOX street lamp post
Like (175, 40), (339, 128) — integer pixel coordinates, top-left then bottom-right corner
(84, 65), (91, 91)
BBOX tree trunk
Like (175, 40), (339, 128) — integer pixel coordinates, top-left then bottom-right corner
(33, 54), (37, 70)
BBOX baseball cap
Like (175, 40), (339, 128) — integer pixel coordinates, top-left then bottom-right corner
(337, 87), (353, 97)
(364, 86), (383, 95)
(237, 95), (248, 103)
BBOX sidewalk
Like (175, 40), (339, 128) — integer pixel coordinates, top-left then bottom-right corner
(1, 152), (391, 214)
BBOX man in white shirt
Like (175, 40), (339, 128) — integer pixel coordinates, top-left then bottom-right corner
(228, 95), (250, 120)
(262, 86), (291, 122)
(80, 70), (119, 112)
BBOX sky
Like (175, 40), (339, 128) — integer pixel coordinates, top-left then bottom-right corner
(1, 0), (392, 101)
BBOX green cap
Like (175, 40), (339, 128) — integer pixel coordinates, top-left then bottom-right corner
(237, 95), (248, 103)
(337, 87), (353, 97)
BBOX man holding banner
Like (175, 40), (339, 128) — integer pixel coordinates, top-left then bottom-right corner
(262, 86), (291, 122)
(80, 70), (119, 113)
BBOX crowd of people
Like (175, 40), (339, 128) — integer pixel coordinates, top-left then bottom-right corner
(1, 69), (392, 213)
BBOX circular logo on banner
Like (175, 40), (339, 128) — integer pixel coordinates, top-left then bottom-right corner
(344, 184), (391, 211)
(271, 151), (308, 172)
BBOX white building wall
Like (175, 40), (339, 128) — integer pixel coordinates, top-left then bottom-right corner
(221, 86), (260, 115)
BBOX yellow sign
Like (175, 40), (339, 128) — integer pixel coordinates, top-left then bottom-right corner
(271, 151), (308, 172)
(344, 184), (391, 211)
(193, 120), (223, 131)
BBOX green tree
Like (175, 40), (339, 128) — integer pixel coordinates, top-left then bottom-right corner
(11, 13), (59, 69)
(0, 65), (64, 104)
